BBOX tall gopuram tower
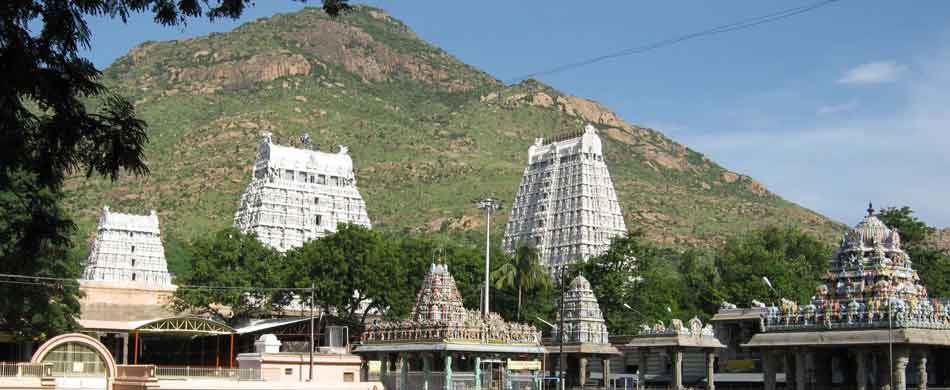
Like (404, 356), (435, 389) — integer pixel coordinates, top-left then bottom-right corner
(81, 206), (172, 285)
(233, 132), (371, 251)
(503, 124), (627, 270)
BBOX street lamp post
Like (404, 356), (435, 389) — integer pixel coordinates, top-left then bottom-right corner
(558, 265), (566, 390)
(473, 198), (502, 318)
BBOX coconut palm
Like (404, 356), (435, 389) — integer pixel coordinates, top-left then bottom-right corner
(492, 243), (552, 320)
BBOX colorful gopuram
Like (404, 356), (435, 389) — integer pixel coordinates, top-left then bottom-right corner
(745, 205), (950, 390)
(355, 264), (544, 390)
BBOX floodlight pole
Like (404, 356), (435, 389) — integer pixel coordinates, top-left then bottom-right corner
(474, 198), (502, 318)
(309, 282), (315, 381)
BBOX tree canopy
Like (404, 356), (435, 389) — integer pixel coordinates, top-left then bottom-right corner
(0, 0), (348, 340)
(714, 226), (831, 306)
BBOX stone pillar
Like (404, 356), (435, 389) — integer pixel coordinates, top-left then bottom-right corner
(855, 349), (867, 390)
(672, 348), (684, 390)
(400, 354), (409, 390)
(603, 357), (611, 390)
(381, 354), (389, 388)
(121, 333), (130, 364)
(794, 350), (806, 390)
(579, 356), (588, 387)
(705, 350), (715, 390)
(814, 351), (831, 388)
(423, 354), (432, 390)
(783, 352), (794, 390)
(638, 350), (648, 383)
(917, 351), (928, 390)
(894, 348), (910, 390)
(444, 354), (453, 390)
(474, 356), (482, 390)
(763, 351), (777, 390)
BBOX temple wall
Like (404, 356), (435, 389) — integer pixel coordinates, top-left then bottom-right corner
(79, 281), (176, 321)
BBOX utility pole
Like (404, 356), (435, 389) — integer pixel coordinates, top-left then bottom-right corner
(309, 282), (315, 381)
(473, 197), (502, 317)
(558, 265), (566, 390)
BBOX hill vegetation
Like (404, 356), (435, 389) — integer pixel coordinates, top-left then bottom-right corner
(63, 5), (844, 272)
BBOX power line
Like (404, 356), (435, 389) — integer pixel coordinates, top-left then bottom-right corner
(508, 0), (842, 83)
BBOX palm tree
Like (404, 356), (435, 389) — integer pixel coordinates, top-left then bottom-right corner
(493, 243), (552, 320)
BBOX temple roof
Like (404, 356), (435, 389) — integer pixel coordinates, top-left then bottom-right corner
(257, 132), (354, 176)
(410, 264), (467, 323)
(554, 274), (610, 344)
(841, 203), (902, 250)
(97, 206), (160, 234)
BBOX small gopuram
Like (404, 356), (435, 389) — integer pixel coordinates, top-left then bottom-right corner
(547, 275), (619, 389)
(618, 318), (724, 390)
(81, 206), (172, 286)
(355, 264), (545, 390)
(745, 205), (950, 390)
(233, 132), (371, 251)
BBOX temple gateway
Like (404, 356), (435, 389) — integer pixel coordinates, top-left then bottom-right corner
(745, 205), (950, 390)
(503, 124), (627, 272)
(354, 264), (544, 390)
(234, 132), (371, 251)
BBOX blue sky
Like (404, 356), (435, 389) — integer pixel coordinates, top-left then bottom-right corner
(80, 1), (950, 227)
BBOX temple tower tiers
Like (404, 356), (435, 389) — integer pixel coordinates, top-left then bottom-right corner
(554, 275), (611, 344)
(234, 132), (371, 251)
(818, 203), (926, 304)
(81, 206), (172, 286)
(503, 124), (627, 270)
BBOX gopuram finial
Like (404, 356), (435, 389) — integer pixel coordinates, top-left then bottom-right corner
(300, 132), (312, 149)
(867, 202), (875, 216)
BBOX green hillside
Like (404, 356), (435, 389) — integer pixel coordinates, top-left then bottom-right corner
(63, 5), (844, 271)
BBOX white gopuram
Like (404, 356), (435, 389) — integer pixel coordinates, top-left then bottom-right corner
(81, 206), (173, 285)
(503, 124), (627, 271)
(233, 132), (372, 251)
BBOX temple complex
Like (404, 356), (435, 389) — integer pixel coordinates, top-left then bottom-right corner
(744, 205), (950, 390)
(81, 206), (172, 286)
(546, 275), (620, 389)
(233, 132), (371, 251)
(503, 124), (627, 271)
(355, 263), (544, 390)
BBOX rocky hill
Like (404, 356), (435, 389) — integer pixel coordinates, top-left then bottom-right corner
(64, 5), (844, 271)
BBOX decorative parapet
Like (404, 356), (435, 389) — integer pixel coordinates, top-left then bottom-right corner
(637, 317), (716, 338)
(763, 297), (950, 332)
(361, 310), (540, 345)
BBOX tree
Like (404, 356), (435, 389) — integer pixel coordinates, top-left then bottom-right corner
(286, 224), (405, 329)
(714, 226), (831, 306)
(172, 228), (284, 321)
(492, 243), (552, 321)
(570, 232), (665, 334)
(878, 206), (950, 297)
(1, 0), (348, 339)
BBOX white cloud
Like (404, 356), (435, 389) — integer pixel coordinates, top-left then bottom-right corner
(837, 61), (908, 85)
(817, 99), (860, 115)
(676, 51), (950, 226)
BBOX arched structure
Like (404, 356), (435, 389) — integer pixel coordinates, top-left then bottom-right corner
(133, 317), (234, 336)
(30, 333), (118, 380)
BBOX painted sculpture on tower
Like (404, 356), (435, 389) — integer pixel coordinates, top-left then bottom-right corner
(234, 132), (371, 252)
(81, 206), (173, 286)
(361, 264), (541, 345)
(767, 204), (949, 329)
(503, 124), (627, 272)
